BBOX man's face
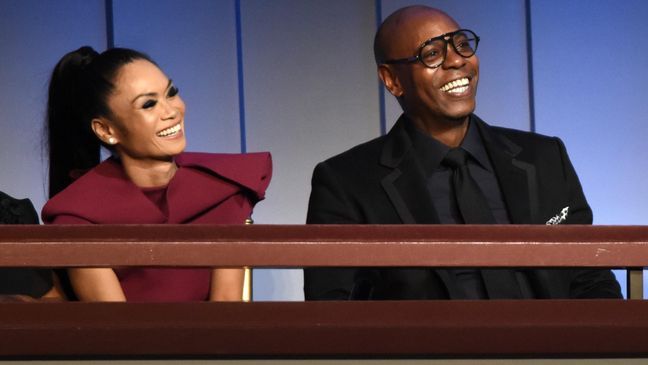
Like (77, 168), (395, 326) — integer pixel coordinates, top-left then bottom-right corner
(386, 11), (479, 124)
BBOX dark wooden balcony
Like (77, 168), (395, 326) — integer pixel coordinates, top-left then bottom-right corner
(1, 225), (647, 359)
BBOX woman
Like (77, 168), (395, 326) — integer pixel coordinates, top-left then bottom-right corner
(41, 47), (271, 302)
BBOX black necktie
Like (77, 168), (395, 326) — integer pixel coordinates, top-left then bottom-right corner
(442, 147), (522, 299)
(442, 148), (495, 224)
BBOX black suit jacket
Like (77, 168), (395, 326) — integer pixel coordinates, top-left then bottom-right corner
(0, 191), (53, 297)
(304, 115), (621, 300)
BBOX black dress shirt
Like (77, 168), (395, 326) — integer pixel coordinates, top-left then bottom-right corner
(404, 117), (534, 299)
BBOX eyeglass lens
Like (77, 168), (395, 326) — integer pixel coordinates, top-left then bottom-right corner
(419, 31), (478, 68)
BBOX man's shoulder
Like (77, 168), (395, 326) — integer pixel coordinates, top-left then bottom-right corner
(483, 121), (563, 156)
(471, 115), (572, 164)
(489, 124), (558, 145)
(318, 134), (388, 169)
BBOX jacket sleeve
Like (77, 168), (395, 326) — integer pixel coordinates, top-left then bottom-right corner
(555, 137), (592, 224)
(306, 161), (362, 225)
(568, 268), (622, 298)
(303, 162), (360, 300)
(556, 138), (622, 298)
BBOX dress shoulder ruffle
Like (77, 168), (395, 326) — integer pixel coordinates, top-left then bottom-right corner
(175, 152), (272, 200)
(42, 152), (272, 224)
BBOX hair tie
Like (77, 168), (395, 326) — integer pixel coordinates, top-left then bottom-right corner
(75, 46), (98, 70)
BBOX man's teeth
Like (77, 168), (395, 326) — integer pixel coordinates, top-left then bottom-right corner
(157, 123), (181, 137)
(440, 77), (470, 93)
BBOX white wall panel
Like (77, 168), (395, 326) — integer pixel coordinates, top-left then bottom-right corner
(112, 0), (241, 153)
(380, 0), (530, 132)
(240, 0), (379, 300)
(0, 0), (106, 215)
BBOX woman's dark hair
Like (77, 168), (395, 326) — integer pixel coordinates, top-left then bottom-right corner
(46, 46), (155, 198)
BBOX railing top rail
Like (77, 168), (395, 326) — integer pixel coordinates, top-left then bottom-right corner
(1, 224), (647, 267)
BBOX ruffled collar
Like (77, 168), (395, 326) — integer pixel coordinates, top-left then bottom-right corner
(42, 152), (271, 224)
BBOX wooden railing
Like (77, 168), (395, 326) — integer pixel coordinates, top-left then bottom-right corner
(1, 224), (647, 358)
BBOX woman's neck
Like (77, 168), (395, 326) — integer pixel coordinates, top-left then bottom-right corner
(119, 155), (178, 188)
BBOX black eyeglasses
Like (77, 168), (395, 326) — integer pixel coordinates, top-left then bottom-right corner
(381, 29), (480, 69)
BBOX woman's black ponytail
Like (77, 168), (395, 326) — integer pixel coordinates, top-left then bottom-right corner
(47, 46), (100, 198)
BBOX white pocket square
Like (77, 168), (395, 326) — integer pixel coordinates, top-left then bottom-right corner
(546, 206), (569, 225)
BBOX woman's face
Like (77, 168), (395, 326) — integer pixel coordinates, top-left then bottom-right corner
(105, 59), (186, 163)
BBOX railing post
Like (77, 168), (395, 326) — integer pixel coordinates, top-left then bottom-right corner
(242, 266), (252, 302)
(243, 218), (254, 302)
(627, 268), (644, 299)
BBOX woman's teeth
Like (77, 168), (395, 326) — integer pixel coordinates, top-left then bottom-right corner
(157, 123), (181, 137)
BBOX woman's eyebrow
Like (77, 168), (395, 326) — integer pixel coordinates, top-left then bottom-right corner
(131, 79), (172, 104)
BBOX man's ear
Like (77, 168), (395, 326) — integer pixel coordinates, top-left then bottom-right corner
(91, 117), (118, 146)
(378, 64), (404, 97)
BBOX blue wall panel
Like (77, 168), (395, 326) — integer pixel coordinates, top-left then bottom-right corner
(531, 0), (648, 225)
(531, 0), (648, 297)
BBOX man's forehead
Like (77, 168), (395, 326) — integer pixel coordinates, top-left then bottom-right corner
(401, 10), (458, 35)
(385, 9), (460, 52)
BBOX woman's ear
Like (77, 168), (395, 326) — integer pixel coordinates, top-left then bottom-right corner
(91, 117), (118, 146)
(377, 64), (404, 97)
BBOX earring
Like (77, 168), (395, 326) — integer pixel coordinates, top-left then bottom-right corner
(108, 137), (116, 145)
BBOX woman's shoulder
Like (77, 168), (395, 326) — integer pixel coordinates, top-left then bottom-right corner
(45, 158), (126, 200)
(41, 158), (139, 224)
(175, 152), (272, 196)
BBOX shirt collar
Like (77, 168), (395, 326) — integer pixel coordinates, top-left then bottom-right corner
(461, 115), (493, 172)
(404, 117), (447, 173)
(404, 114), (493, 173)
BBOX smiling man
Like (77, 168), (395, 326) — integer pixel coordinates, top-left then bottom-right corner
(304, 6), (621, 300)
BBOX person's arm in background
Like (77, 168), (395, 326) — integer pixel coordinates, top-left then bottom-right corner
(0, 192), (65, 301)
(210, 268), (244, 301)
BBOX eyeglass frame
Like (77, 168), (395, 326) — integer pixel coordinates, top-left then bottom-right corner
(380, 29), (480, 69)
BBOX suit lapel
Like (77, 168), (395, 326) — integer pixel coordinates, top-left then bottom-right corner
(379, 116), (439, 224)
(379, 116), (463, 298)
(475, 117), (539, 224)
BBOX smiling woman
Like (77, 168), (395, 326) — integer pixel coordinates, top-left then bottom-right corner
(41, 47), (272, 302)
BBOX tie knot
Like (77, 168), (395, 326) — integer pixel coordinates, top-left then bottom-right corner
(443, 148), (469, 168)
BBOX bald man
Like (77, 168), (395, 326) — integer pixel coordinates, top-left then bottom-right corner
(304, 6), (621, 300)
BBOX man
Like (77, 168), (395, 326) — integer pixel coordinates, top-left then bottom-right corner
(304, 6), (621, 300)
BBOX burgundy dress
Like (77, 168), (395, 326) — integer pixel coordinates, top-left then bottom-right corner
(42, 152), (272, 302)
